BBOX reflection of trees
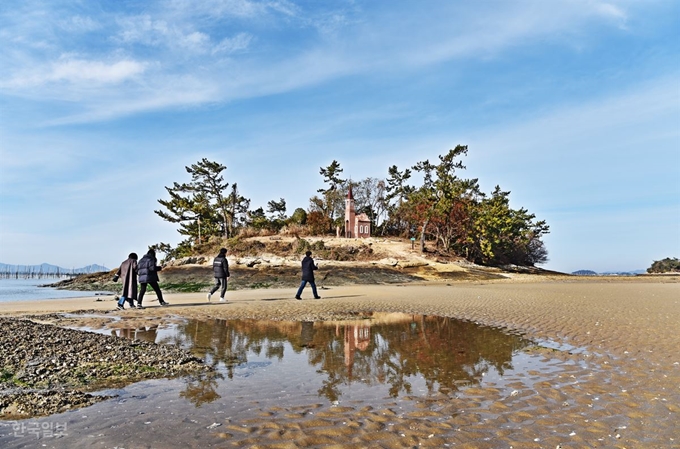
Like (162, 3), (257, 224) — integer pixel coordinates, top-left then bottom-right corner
(165, 314), (531, 403)
(300, 322), (315, 348)
(179, 372), (224, 407)
(173, 319), (296, 379)
(304, 316), (530, 400)
(391, 316), (526, 394)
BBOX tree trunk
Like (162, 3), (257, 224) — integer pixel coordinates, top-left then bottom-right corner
(222, 211), (231, 239)
(420, 218), (429, 252)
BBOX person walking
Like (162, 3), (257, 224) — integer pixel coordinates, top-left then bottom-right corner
(113, 253), (138, 310)
(207, 247), (230, 303)
(295, 250), (321, 300)
(137, 248), (169, 308)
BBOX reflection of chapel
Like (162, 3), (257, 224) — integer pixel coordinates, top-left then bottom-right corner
(344, 185), (371, 238)
(343, 324), (371, 380)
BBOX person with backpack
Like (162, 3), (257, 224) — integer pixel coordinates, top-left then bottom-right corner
(207, 248), (230, 302)
(137, 248), (169, 308)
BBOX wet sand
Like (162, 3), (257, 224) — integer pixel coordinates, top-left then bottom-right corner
(1, 276), (679, 448)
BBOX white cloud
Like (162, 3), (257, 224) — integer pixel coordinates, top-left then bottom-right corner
(116, 15), (176, 47)
(212, 33), (252, 54)
(353, 0), (633, 68)
(267, 0), (299, 18)
(166, 0), (293, 19)
(595, 2), (628, 27)
(43, 75), (220, 125)
(471, 75), (679, 159)
(49, 58), (147, 84)
(59, 15), (101, 33)
(174, 30), (210, 53)
(115, 14), (248, 55)
(2, 57), (147, 89)
(465, 75), (680, 215)
(0, 0), (654, 123)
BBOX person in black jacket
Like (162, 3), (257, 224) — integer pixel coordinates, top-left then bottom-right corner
(137, 249), (168, 308)
(207, 248), (230, 302)
(295, 250), (321, 300)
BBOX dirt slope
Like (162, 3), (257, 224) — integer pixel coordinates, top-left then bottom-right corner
(53, 236), (567, 293)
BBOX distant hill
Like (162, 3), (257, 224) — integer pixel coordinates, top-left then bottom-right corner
(600, 270), (646, 276)
(572, 269), (645, 276)
(0, 263), (109, 274)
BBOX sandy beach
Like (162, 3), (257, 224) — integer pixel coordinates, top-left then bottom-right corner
(1, 276), (678, 448)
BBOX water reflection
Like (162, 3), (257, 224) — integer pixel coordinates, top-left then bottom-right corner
(179, 371), (223, 406)
(114, 313), (532, 405)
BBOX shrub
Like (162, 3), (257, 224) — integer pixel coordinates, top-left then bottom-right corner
(306, 211), (331, 235)
(296, 238), (312, 254)
(279, 224), (306, 237)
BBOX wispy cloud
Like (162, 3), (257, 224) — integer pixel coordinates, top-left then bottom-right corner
(467, 75), (680, 206)
(48, 57), (146, 84)
(0, 0), (644, 123)
(212, 32), (252, 54)
(58, 15), (101, 33)
(116, 15), (206, 52)
(166, 0), (280, 19)
(595, 2), (628, 28)
(1, 57), (147, 91)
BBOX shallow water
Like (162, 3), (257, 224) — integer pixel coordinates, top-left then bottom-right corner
(0, 278), (112, 302)
(0, 313), (583, 448)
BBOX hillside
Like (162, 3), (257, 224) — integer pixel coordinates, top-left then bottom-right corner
(53, 236), (567, 293)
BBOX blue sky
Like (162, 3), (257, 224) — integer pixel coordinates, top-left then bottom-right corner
(0, 0), (678, 273)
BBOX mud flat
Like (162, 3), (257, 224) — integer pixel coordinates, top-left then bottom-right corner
(0, 276), (678, 448)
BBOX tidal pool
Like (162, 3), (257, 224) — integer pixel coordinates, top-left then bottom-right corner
(115, 313), (536, 400)
(0, 313), (586, 448)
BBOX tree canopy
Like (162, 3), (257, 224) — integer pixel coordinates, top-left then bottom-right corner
(647, 257), (680, 273)
(155, 150), (551, 267)
(154, 158), (249, 257)
(389, 146), (549, 265)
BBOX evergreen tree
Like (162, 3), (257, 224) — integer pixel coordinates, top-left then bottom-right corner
(392, 146), (549, 266)
(410, 145), (469, 252)
(316, 160), (346, 232)
(267, 198), (287, 220)
(647, 257), (680, 273)
(155, 158), (249, 244)
(471, 186), (549, 265)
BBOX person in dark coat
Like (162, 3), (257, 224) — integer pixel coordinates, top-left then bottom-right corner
(295, 250), (321, 300)
(137, 249), (168, 308)
(113, 253), (138, 310)
(207, 248), (230, 302)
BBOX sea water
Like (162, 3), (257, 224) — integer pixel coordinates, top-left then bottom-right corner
(0, 277), (113, 302)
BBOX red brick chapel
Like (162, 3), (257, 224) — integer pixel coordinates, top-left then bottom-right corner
(344, 185), (371, 238)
